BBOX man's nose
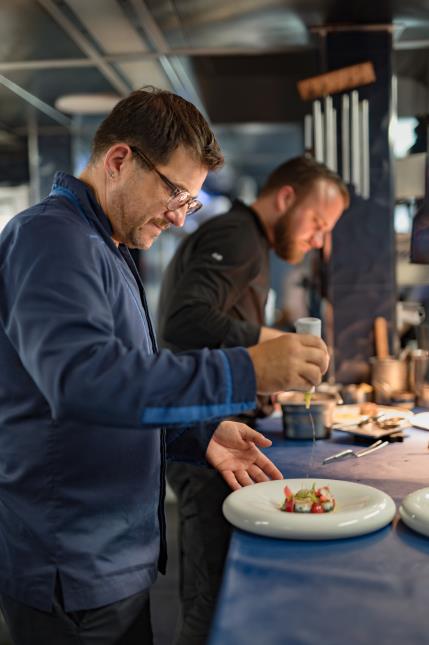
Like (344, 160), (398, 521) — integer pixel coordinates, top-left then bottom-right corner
(165, 206), (187, 228)
(311, 230), (324, 248)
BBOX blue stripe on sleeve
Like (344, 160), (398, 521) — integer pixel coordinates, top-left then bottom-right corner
(140, 348), (253, 424)
(141, 401), (255, 425)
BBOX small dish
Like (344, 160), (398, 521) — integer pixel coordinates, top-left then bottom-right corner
(399, 487), (429, 538)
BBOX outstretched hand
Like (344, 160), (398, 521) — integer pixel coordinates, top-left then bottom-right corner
(206, 420), (283, 491)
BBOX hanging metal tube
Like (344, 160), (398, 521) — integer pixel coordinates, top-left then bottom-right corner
(313, 100), (323, 162)
(304, 114), (313, 152)
(332, 107), (338, 173)
(360, 99), (370, 199)
(324, 95), (334, 170)
(351, 90), (361, 195)
(341, 94), (350, 183)
(27, 108), (41, 204)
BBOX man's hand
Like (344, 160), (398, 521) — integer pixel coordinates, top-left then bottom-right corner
(247, 332), (329, 394)
(206, 420), (283, 491)
(257, 325), (285, 343)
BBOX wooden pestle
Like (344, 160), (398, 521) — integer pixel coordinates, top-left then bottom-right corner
(374, 316), (390, 359)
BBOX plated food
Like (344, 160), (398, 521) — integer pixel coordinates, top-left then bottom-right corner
(223, 479), (396, 539)
(332, 404), (412, 427)
(332, 404), (413, 440)
(281, 483), (335, 513)
(359, 401), (378, 416)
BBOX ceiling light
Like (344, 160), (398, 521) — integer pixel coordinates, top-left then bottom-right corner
(54, 93), (120, 115)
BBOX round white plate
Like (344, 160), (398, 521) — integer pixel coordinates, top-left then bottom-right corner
(410, 412), (429, 431)
(399, 487), (429, 538)
(223, 478), (396, 540)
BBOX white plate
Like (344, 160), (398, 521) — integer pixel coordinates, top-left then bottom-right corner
(332, 404), (413, 426)
(410, 412), (429, 431)
(223, 479), (396, 540)
(399, 487), (429, 538)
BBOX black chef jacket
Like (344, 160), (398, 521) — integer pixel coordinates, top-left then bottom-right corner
(158, 200), (271, 352)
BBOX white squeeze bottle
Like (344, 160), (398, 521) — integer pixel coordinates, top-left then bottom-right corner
(294, 317), (322, 409)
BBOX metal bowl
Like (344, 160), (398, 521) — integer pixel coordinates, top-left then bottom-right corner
(277, 392), (335, 440)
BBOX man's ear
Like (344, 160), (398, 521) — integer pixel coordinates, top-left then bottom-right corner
(104, 144), (132, 178)
(275, 185), (295, 213)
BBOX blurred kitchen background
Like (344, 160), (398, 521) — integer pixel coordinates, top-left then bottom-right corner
(2, 0), (429, 384)
(3, 1), (429, 641)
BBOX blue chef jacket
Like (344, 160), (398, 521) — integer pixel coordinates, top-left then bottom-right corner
(0, 173), (257, 612)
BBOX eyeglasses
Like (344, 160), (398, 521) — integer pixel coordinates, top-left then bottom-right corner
(129, 145), (202, 216)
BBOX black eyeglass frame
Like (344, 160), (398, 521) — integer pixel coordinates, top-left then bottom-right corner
(129, 145), (202, 216)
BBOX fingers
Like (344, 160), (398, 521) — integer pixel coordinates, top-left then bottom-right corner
(218, 422), (273, 449)
(221, 469), (255, 490)
(224, 461), (283, 489)
(213, 420), (248, 449)
(299, 334), (327, 350)
(299, 338), (329, 375)
(221, 470), (241, 491)
(298, 362), (326, 388)
(235, 470), (254, 487)
(247, 464), (270, 483)
(248, 331), (330, 394)
(283, 337), (329, 388)
(239, 426), (272, 448)
(220, 453), (283, 491)
(254, 452), (283, 480)
(222, 466), (284, 490)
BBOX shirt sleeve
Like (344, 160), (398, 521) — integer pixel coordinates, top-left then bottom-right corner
(160, 216), (262, 350)
(0, 213), (257, 429)
(166, 420), (219, 465)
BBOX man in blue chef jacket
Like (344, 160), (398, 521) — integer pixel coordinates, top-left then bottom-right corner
(0, 87), (329, 645)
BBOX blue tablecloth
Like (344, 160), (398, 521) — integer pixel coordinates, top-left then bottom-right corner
(209, 415), (429, 645)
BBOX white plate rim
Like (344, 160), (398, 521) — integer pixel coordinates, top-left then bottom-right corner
(399, 487), (429, 537)
(409, 412), (429, 431)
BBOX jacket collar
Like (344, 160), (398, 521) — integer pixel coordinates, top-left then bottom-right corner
(231, 198), (269, 243)
(51, 171), (114, 239)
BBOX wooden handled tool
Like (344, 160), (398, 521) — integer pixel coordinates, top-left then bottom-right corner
(374, 317), (390, 359)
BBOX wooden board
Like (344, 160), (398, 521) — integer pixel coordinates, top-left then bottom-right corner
(297, 61), (376, 101)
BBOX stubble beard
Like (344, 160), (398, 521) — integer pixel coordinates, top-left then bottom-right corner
(273, 215), (305, 264)
(109, 192), (150, 249)
(108, 187), (169, 249)
(128, 218), (172, 249)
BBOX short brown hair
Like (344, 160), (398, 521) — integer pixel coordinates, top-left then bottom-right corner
(91, 87), (224, 170)
(260, 155), (349, 208)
